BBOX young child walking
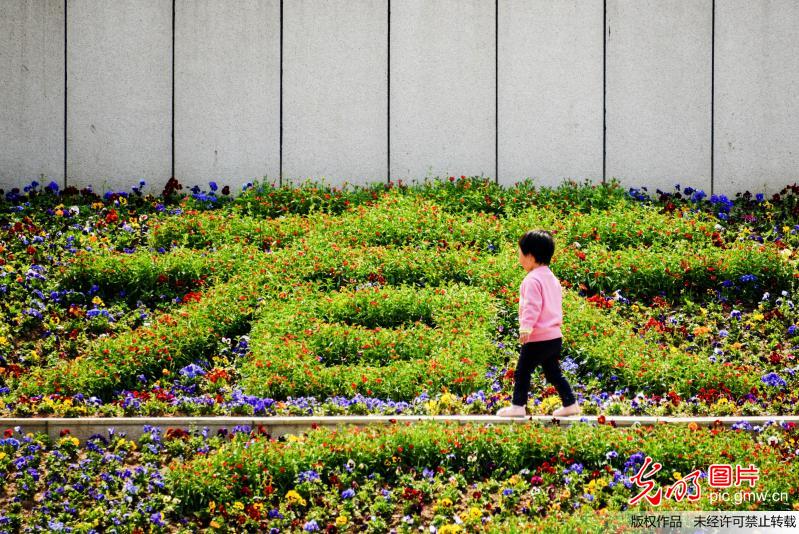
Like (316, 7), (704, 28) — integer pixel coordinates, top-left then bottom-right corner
(496, 230), (580, 417)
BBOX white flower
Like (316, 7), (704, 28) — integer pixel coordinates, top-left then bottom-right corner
(69, 206), (80, 215)
(573, 241), (581, 249)
(767, 436), (780, 446)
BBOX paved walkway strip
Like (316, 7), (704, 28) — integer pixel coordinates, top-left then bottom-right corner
(1, 415), (796, 442)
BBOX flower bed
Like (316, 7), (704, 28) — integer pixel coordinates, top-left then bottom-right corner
(240, 284), (500, 400)
(1, 178), (798, 419)
(0, 420), (795, 532)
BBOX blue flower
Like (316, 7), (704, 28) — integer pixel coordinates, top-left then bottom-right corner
(150, 512), (166, 527)
(304, 520), (320, 531)
(209, 181), (218, 192)
(341, 488), (355, 499)
(788, 325), (797, 336)
(502, 488), (513, 496)
(179, 363), (206, 379)
(739, 274), (758, 283)
(761, 372), (787, 388)
(298, 469), (320, 483)
(756, 193), (764, 202)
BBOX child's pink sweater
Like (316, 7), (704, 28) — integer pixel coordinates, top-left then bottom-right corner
(518, 265), (563, 342)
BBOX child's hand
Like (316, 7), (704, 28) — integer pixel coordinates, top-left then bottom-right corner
(519, 332), (530, 344)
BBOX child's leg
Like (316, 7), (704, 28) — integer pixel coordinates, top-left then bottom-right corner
(540, 338), (577, 407)
(511, 342), (541, 407)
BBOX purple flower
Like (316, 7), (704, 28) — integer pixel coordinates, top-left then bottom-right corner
(341, 488), (355, 499)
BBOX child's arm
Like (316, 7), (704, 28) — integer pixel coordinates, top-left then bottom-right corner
(519, 278), (543, 343)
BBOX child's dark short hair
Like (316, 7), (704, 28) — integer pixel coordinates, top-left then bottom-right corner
(519, 230), (555, 265)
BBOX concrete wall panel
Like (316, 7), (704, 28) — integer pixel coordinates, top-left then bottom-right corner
(67, 0), (171, 194)
(283, 0), (387, 187)
(498, 0), (603, 188)
(390, 0), (494, 182)
(715, 0), (799, 197)
(0, 0), (64, 193)
(175, 0), (280, 192)
(606, 0), (712, 195)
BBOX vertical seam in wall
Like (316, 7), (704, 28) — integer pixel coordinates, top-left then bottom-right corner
(279, 0), (284, 187)
(495, 0), (498, 185)
(387, 0), (391, 183)
(602, 0), (606, 184)
(64, 0), (68, 189)
(171, 0), (175, 181)
(711, 0), (715, 195)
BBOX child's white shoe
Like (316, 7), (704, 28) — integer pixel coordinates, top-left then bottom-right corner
(496, 404), (527, 417)
(552, 403), (581, 417)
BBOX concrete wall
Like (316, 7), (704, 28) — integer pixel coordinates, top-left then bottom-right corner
(390, 0), (495, 182)
(175, 0), (280, 188)
(714, 0), (799, 197)
(66, 0), (172, 192)
(0, 0), (64, 192)
(498, 0), (603, 188)
(606, 0), (712, 195)
(2, 0), (799, 197)
(283, 0), (386, 186)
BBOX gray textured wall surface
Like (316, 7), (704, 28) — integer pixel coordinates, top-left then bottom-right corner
(714, 0), (799, 197)
(498, 0), (603, 188)
(606, 0), (712, 195)
(66, 0), (172, 192)
(283, 0), (387, 186)
(0, 0), (64, 192)
(175, 0), (280, 189)
(1, 0), (798, 196)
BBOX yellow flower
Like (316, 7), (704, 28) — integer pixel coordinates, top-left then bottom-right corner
(232, 501), (244, 511)
(0, 336), (7, 346)
(209, 501), (216, 512)
(508, 474), (521, 485)
(286, 490), (307, 507)
(439, 526), (462, 534)
(753, 313), (764, 322)
(92, 296), (104, 306)
(673, 472), (682, 481)
(562, 489), (571, 499)
(336, 516), (348, 526)
(438, 497), (453, 507)
(210, 520), (221, 528)
(118, 196), (128, 205)
(253, 502), (263, 511)
(468, 507), (482, 521)
(783, 226), (791, 234)
(0, 452), (6, 461)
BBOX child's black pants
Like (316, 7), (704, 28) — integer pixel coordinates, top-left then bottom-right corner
(512, 337), (576, 407)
